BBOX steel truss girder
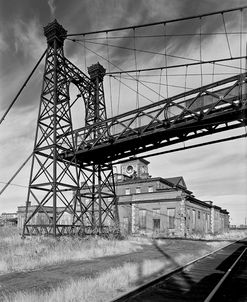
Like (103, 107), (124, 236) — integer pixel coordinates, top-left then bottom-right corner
(23, 43), (85, 237)
(67, 73), (247, 164)
(23, 21), (119, 237)
(78, 163), (119, 234)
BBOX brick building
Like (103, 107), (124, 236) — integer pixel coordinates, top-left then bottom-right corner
(15, 158), (230, 237)
(114, 158), (229, 237)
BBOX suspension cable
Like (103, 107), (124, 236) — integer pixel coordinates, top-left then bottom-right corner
(114, 76), (193, 91)
(199, 17), (203, 87)
(163, 23), (169, 98)
(158, 69), (162, 102)
(117, 73), (121, 116)
(106, 32), (114, 117)
(68, 39), (168, 103)
(81, 31), (247, 41)
(240, 9), (243, 73)
(0, 49), (47, 125)
(105, 56), (246, 75)
(222, 13), (232, 58)
(111, 75), (155, 105)
(65, 6), (247, 37)
(115, 72), (238, 77)
(72, 39), (247, 73)
(212, 62), (215, 83)
(83, 34), (87, 71)
(0, 153), (32, 196)
(133, 29), (139, 112)
(184, 65), (188, 101)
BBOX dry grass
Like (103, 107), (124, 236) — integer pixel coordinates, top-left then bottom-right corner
(188, 229), (247, 241)
(3, 240), (229, 302)
(1, 226), (244, 275)
(0, 226), (243, 275)
(1, 227), (245, 302)
(0, 227), (142, 274)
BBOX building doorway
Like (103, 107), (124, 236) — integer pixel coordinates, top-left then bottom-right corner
(153, 218), (160, 233)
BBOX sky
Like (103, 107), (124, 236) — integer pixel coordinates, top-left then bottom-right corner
(0, 0), (246, 225)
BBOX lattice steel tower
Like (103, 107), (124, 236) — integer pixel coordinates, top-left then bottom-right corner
(22, 20), (119, 236)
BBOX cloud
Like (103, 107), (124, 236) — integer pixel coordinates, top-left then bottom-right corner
(48, 0), (56, 18)
(0, 18), (45, 111)
(13, 18), (44, 60)
(0, 32), (8, 53)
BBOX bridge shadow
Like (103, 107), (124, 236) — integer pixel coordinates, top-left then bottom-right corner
(129, 239), (247, 301)
(131, 238), (196, 295)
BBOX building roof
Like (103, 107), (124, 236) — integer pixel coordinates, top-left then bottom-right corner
(165, 177), (187, 189)
(117, 176), (192, 194)
(186, 195), (212, 208)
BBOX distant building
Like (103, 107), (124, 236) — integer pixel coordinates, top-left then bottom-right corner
(17, 203), (73, 229)
(0, 212), (17, 226)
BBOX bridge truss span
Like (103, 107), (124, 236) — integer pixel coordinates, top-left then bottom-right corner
(69, 73), (247, 164)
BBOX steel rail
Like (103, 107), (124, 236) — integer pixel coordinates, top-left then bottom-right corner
(0, 49), (47, 125)
(65, 6), (247, 37)
(110, 239), (247, 302)
(204, 247), (247, 302)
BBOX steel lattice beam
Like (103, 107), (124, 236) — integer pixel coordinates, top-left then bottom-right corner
(23, 20), (119, 237)
(64, 73), (247, 164)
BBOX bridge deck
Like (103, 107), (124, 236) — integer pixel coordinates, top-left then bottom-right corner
(63, 73), (247, 165)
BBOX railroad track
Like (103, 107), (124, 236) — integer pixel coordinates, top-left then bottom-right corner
(111, 238), (247, 302)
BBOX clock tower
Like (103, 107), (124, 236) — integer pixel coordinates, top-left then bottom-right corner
(121, 158), (150, 179)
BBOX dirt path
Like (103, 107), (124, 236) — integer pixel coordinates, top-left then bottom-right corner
(0, 240), (220, 299)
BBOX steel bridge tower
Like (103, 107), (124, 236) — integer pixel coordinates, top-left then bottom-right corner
(22, 20), (119, 236)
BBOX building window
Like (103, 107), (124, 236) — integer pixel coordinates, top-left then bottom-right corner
(192, 209), (196, 229)
(167, 208), (175, 229)
(148, 186), (153, 192)
(123, 217), (129, 232)
(125, 188), (130, 195)
(198, 211), (201, 219)
(136, 187), (141, 194)
(139, 209), (146, 229)
(153, 208), (160, 233)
